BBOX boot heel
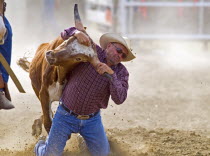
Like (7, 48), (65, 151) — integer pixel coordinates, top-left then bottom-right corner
(0, 91), (14, 110)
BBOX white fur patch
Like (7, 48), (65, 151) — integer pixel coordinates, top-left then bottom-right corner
(48, 82), (63, 102)
(68, 40), (95, 57)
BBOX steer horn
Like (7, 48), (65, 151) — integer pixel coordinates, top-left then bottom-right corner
(74, 4), (85, 32)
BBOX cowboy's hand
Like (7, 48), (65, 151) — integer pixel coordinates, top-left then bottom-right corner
(96, 63), (114, 75)
(74, 31), (91, 46)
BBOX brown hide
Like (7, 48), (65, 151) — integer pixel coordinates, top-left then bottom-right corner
(29, 36), (63, 94)
(29, 36), (66, 134)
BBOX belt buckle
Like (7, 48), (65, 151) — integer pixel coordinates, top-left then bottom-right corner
(77, 115), (90, 120)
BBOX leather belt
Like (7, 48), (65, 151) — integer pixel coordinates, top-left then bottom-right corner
(60, 103), (99, 120)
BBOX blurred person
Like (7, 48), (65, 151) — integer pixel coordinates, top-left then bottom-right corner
(42, 0), (60, 36)
(43, 0), (56, 20)
(34, 27), (135, 156)
(105, 6), (112, 25)
(0, 0), (14, 110)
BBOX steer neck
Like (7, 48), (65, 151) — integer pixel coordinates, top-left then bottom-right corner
(57, 66), (68, 85)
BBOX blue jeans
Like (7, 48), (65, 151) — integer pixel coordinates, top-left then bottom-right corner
(35, 105), (110, 156)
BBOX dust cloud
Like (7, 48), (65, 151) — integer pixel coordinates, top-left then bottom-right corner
(0, 0), (210, 156)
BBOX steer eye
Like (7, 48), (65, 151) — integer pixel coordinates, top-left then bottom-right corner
(75, 57), (82, 61)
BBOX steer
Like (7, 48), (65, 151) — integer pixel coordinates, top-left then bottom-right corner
(27, 4), (103, 136)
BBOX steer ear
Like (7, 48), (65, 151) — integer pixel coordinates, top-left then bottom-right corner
(74, 4), (85, 32)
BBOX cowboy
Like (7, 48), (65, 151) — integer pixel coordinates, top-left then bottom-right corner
(0, 0), (14, 110)
(34, 27), (135, 156)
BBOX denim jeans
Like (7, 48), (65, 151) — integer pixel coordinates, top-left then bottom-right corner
(35, 105), (110, 156)
(0, 17), (12, 83)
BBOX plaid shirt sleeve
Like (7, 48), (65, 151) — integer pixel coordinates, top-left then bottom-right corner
(96, 44), (129, 104)
(109, 66), (129, 104)
(61, 27), (77, 40)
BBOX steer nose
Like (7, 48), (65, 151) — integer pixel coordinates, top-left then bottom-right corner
(46, 50), (54, 57)
(46, 50), (56, 65)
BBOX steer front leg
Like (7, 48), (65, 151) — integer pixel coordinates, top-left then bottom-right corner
(39, 87), (53, 134)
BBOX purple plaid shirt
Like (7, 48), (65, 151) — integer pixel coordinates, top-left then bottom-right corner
(60, 27), (129, 115)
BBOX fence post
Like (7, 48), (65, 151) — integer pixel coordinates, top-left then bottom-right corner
(198, 0), (204, 34)
(119, 0), (126, 35)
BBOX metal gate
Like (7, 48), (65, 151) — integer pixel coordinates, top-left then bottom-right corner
(85, 0), (210, 40)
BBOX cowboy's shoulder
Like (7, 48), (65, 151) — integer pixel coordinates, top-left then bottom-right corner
(115, 63), (129, 76)
(96, 44), (103, 53)
(96, 44), (105, 60)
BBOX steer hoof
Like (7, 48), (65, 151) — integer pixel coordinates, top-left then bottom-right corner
(32, 118), (42, 137)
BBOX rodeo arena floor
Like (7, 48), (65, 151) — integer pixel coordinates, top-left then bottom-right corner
(0, 0), (210, 156)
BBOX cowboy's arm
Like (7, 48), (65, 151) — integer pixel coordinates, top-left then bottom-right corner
(94, 52), (129, 105)
(109, 67), (129, 104)
(61, 27), (90, 46)
(61, 27), (77, 39)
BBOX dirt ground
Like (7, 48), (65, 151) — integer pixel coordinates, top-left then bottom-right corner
(0, 0), (210, 156)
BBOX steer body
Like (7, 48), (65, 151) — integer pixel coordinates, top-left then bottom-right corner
(29, 36), (98, 136)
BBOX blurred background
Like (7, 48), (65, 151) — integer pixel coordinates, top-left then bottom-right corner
(0, 0), (210, 155)
(6, 0), (210, 41)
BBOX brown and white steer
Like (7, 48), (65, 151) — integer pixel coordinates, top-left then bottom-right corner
(28, 4), (103, 136)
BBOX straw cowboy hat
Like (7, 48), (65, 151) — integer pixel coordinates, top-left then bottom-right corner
(99, 33), (136, 62)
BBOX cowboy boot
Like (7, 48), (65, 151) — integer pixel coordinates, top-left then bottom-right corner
(4, 82), (11, 101)
(0, 74), (14, 110)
